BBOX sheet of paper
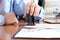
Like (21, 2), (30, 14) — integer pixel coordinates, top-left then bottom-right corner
(14, 28), (60, 38)
(44, 19), (60, 22)
(24, 24), (60, 29)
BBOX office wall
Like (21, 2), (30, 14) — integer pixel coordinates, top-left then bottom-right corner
(45, 0), (60, 14)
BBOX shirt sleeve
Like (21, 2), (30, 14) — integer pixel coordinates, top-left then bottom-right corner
(4, 0), (13, 14)
(38, 7), (45, 21)
(34, 7), (45, 22)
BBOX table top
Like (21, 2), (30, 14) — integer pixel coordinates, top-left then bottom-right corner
(0, 17), (60, 40)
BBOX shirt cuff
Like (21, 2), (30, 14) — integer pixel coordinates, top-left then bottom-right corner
(34, 17), (41, 22)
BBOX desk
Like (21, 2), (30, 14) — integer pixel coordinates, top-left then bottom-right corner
(0, 18), (60, 40)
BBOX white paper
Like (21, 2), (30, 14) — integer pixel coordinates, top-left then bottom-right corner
(14, 24), (60, 38)
(14, 28), (60, 38)
(44, 19), (60, 22)
(24, 24), (60, 29)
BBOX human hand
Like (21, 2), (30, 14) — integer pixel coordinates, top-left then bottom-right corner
(4, 12), (19, 26)
(23, 2), (40, 18)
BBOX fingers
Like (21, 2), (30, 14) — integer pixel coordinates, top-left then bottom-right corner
(34, 5), (40, 17)
(26, 2), (31, 13)
(30, 2), (35, 16)
(23, 10), (26, 18)
(23, 3), (31, 18)
(23, 2), (40, 18)
(30, 2), (40, 17)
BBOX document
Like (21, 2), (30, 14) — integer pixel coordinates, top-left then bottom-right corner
(14, 24), (60, 38)
(14, 28), (60, 38)
(24, 24), (60, 29)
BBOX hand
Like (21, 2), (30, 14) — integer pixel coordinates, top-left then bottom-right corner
(4, 12), (18, 26)
(23, 2), (40, 18)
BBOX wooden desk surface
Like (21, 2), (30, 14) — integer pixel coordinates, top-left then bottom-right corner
(0, 20), (60, 40)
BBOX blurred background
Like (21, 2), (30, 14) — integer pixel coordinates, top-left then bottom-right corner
(0, 0), (60, 15)
(45, 0), (60, 14)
